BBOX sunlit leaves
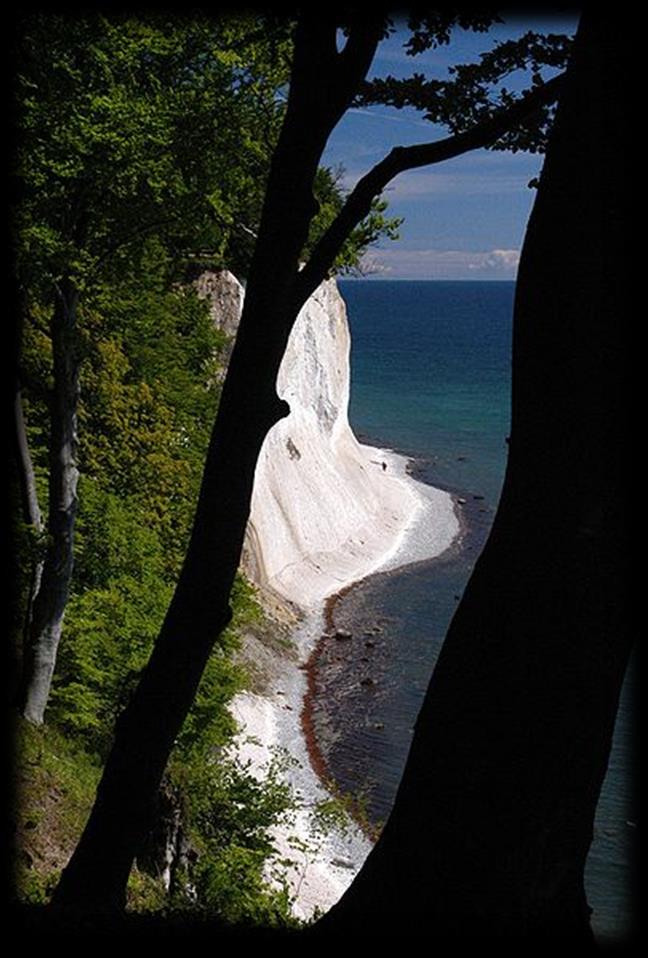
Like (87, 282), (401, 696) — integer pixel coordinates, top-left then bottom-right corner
(305, 166), (403, 276)
(13, 12), (291, 291)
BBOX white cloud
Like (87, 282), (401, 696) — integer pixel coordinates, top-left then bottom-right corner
(360, 246), (520, 280)
(388, 168), (532, 198)
(337, 162), (538, 199)
(346, 106), (430, 130)
(470, 249), (521, 271)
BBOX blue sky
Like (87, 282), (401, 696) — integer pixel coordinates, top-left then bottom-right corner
(322, 14), (579, 280)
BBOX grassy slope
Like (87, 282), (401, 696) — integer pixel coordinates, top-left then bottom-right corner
(11, 717), (167, 911)
(9, 584), (301, 914)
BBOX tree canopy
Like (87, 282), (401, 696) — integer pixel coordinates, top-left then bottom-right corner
(13, 12), (291, 289)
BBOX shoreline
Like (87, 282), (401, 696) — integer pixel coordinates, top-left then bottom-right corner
(249, 441), (459, 613)
(298, 583), (381, 843)
(299, 473), (469, 841)
(296, 442), (463, 812)
(230, 444), (461, 919)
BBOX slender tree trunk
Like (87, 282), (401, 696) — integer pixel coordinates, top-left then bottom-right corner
(13, 383), (45, 648)
(52, 16), (384, 913)
(18, 277), (80, 724)
(13, 385), (43, 533)
(314, 12), (630, 940)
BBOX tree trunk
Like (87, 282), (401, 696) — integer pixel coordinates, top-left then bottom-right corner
(314, 12), (629, 940)
(13, 385), (43, 533)
(51, 17), (383, 913)
(13, 385), (45, 658)
(18, 277), (80, 725)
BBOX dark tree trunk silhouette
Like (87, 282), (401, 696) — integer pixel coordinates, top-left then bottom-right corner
(314, 11), (630, 940)
(51, 15), (385, 912)
(51, 13), (575, 919)
(18, 276), (80, 724)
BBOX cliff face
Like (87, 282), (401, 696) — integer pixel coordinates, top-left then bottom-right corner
(202, 272), (457, 609)
(203, 270), (454, 611)
(194, 269), (243, 338)
(247, 279), (424, 609)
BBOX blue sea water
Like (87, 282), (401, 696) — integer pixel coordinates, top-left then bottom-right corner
(314, 279), (635, 941)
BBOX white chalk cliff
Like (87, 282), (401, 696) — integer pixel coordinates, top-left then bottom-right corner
(199, 270), (459, 919)
(201, 270), (458, 611)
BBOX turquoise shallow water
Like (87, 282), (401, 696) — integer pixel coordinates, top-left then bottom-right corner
(313, 279), (635, 941)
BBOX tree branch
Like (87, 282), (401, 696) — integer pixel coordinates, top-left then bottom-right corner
(335, 16), (387, 110)
(295, 71), (565, 305)
(244, 14), (387, 298)
(286, 14), (386, 140)
(88, 214), (188, 278)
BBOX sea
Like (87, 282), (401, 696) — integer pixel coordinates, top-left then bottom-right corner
(313, 279), (636, 942)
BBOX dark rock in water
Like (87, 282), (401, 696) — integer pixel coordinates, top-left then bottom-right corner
(360, 677), (375, 687)
(472, 494), (485, 501)
(335, 628), (352, 641)
(457, 455), (467, 461)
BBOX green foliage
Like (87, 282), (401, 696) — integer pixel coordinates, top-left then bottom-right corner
(126, 869), (170, 914)
(310, 796), (355, 841)
(190, 845), (295, 927)
(171, 749), (299, 927)
(77, 274), (222, 572)
(49, 458), (260, 761)
(38, 233), (253, 767)
(48, 493), (175, 752)
(13, 12), (291, 292)
(16, 870), (60, 906)
(306, 166), (402, 276)
(182, 752), (294, 855)
(22, 210), (298, 921)
(12, 718), (102, 903)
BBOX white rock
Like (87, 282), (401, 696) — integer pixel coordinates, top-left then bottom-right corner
(212, 270), (461, 920)
(244, 277), (458, 609)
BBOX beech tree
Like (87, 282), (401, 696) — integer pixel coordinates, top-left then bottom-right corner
(50, 11), (593, 919)
(13, 13), (291, 723)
